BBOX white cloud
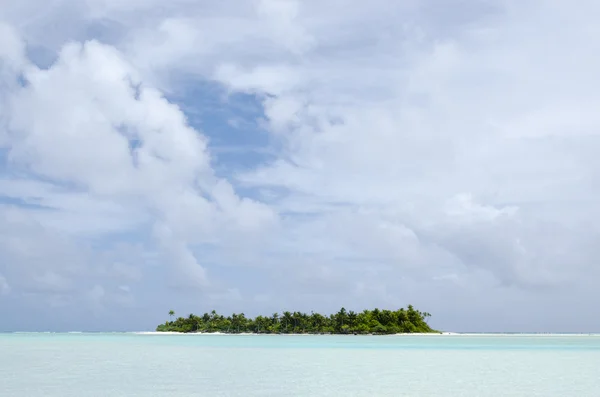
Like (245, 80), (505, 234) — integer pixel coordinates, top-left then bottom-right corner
(229, 0), (600, 290)
(0, 23), (25, 70)
(1, 0), (600, 331)
(0, 273), (10, 295)
(0, 22), (276, 313)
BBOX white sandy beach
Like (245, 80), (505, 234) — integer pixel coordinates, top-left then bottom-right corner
(135, 331), (459, 336)
(134, 331), (600, 337)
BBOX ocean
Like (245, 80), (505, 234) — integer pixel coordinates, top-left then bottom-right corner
(1, 333), (599, 396)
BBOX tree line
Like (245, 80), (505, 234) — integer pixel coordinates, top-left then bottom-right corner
(156, 305), (438, 334)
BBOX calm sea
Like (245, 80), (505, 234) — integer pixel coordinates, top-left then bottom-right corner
(1, 333), (599, 396)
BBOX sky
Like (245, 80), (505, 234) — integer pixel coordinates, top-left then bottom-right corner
(1, 0), (599, 332)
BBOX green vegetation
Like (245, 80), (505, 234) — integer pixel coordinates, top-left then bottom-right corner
(156, 305), (439, 334)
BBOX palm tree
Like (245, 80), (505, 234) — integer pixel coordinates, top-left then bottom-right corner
(271, 313), (279, 333)
(169, 310), (175, 323)
(423, 312), (431, 323)
(348, 310), (357, 329)
(282, 311), (293, 333)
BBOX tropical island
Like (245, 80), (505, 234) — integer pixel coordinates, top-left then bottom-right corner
(156, 305), (439, 334)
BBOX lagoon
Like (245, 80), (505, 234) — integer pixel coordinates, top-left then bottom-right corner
(2, 333), (599, 396)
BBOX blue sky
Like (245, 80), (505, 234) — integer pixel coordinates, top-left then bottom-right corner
(1, 0), (600, 332)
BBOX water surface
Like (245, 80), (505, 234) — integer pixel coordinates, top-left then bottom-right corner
(2, 333), (599, 396)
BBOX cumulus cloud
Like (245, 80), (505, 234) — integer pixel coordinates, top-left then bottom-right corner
(227, 2), (599, 298)
(0, 18), (276, 319)
(1, 0), (599, 331)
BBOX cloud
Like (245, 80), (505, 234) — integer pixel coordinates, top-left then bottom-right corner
(0, 20), (276, 319)
(1, 0), (600, 331)
(0, 273), (9, 295)
(230, 0), (600, 291)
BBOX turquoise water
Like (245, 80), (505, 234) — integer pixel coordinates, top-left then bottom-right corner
(2, 333), (599, 396)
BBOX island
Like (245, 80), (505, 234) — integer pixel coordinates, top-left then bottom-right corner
(156, 305), (439, 334)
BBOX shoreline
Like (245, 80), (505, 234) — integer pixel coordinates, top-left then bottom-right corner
(133, 331), (600, 336)
(135, 331), (454, 336)
(5, 332), (600, 336)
